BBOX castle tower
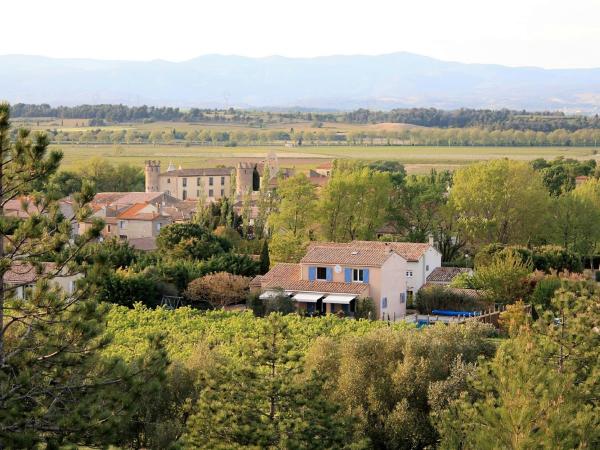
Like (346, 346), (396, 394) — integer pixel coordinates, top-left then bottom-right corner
(236, 162), (255, 195)
(145, 160), (161, 193)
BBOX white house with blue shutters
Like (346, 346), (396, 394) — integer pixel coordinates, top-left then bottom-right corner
(253, 243), (408, 319)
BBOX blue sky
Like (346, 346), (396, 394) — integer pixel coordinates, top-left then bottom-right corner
(5, 0), (600, 68)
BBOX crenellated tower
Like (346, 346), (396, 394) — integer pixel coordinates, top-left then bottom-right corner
(145, 160), (161, 192)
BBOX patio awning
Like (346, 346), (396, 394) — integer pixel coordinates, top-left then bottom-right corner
(323, 294), (357, 304)
(292, 292), (323, 303)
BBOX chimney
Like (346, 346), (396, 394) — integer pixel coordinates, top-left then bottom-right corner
(428, 235), (434, 246)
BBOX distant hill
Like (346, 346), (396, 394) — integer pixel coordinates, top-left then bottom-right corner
(2, 53), (600, 112)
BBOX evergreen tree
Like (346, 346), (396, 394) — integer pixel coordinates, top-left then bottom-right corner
(183, 314), (355, 449)
(438, 288), (600, 449)
(260, 239), (270, 273)
(0, 102), (167, 447)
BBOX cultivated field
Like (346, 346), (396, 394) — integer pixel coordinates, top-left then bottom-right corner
(53, 143), (599, 173)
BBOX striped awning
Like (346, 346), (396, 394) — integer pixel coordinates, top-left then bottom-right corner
(323, 294), (356, 304)
(292, 292), (323, 303)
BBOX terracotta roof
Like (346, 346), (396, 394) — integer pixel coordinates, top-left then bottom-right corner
(4, 262), (57, 284)
(316, 161), (333, 170)
(301, 244), (396, 266)
(161, 168), (232, 177)
(263, 279), (369, 295)
(256, 263), (301, 284)
(421, 283), (482, 299)
(426, 267), (472, 284)
(116, 203), (170, 221)
(352, 241), (433, 262)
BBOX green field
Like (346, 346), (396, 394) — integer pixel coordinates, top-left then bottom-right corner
(54, 143), (599, 173)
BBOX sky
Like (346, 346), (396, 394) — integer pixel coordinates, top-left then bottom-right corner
(4, 0), (600, 68)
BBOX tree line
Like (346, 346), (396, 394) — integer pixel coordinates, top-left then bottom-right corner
(11, 103), (600, 132)
(27, 125), (600, 147)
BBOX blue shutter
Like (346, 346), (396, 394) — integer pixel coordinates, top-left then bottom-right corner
(363, 268), (369, 283)
(308, 266), (316, 281)
(326, 267), (333, 281)
(381, 297), (388, 309)
(344, 268), (352, 283)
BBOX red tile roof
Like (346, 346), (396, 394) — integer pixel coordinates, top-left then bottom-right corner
(302, 243), (398, 266)
(426, 267), (472, 284)
(3, 262), (57, 284)
(352, 241), (433, 262)
(263, 279), (369, 295)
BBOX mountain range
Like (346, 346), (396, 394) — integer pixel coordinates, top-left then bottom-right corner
(2, 52), (600, 112)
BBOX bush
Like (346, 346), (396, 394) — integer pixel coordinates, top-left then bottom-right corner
(97, 267), (164, 308)
(184, 272), (250, 308)
(530, 276), (562, 310)
(415, 285), (487, 314)
(354, 297), (376, 319)
(476, 243), (582, 273)
(249, 290), (296, 317)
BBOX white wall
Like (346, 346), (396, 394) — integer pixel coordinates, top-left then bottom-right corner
(405, 246), (442, 295)
(379, 253), (407, 319)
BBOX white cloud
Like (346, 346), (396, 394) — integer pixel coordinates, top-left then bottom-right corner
(3, 0), (600, 68)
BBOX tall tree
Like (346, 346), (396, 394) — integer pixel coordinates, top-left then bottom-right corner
(319, 164), (391, 241)
(438, 289), (600, 449)
(183, 314), (353, 449)
(450, 160), (550, 246)
(0, 102), (165, 446)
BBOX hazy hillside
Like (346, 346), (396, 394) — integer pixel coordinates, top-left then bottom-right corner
(2, 53), (600, 112)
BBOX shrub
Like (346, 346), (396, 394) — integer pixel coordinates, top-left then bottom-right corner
(354, 297), (376, 320)
(530, 276), (562, 310)
(415, 285), (486, 314)
(184, 272), (251, 308)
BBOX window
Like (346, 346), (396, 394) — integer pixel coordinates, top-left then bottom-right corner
(316, 267), (327, 280)
(209, 177), (214, 186)
(407, 290), (414, 301)
(156, 222), (162, 231)
(352, 268), (364, 282)
(400, 292), (406, 303)
(426, 265), (429, 271)
(167, 178), (170, 184)
(107, 225), (111, 232)
(221, 176), (225, 185)
(196, 190), (200, 197)
(119, 220), (125, 229)
(381, 297), (388, 309)
(406, 270), (413, 277)
(182, 190), (187, 200)
(208, 189), (214, 197)
(220, 189), (225, 197)
(182, 178), (187, 187)
(197, 177), (201, 186)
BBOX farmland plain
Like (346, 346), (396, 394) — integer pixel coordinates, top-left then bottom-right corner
(54, 143), (598, 173)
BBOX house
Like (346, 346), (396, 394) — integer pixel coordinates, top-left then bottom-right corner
(426, 267), (473, 285)
(5, 196), (79, 238)
(3, 262), (82, 299)
(351, 240), (442, 302)
(314, 161), (333, 177)
(253, 243), (408, 319)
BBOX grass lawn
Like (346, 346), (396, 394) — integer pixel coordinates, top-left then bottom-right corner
(54, 143), (598, 173)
